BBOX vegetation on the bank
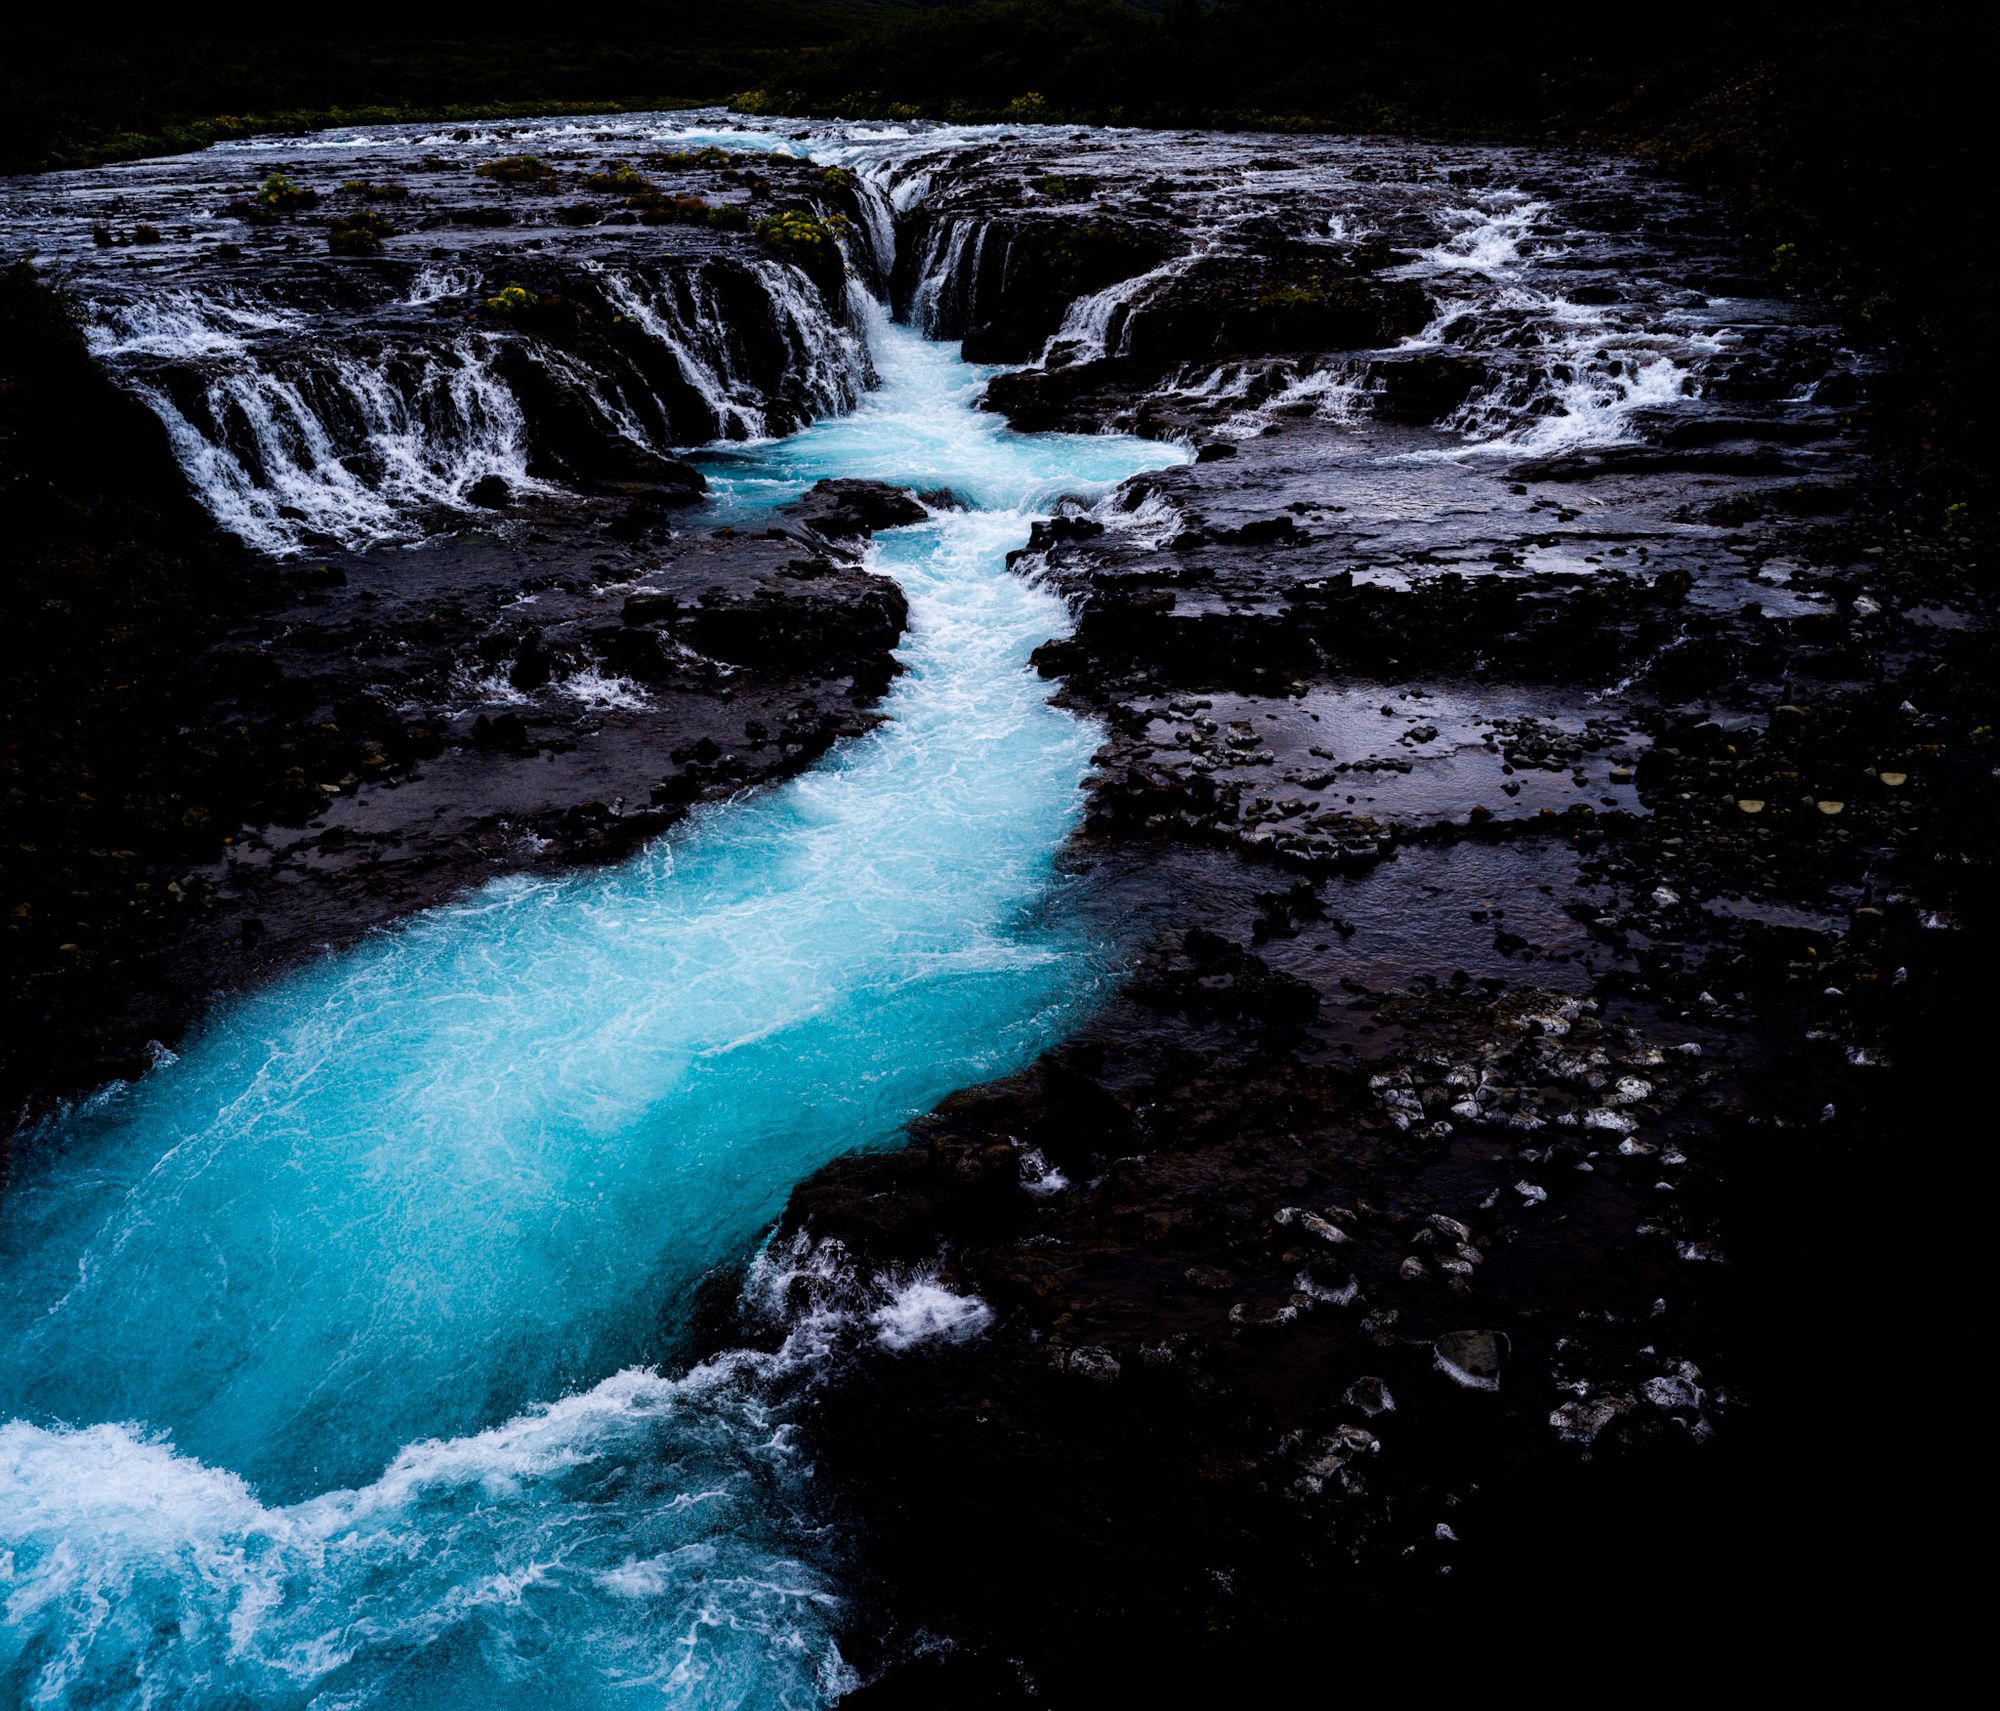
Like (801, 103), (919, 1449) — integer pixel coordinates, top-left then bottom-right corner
(586, 162), (652, 195)
(754, 209), (847, 253)
(256, 172), (318, 213)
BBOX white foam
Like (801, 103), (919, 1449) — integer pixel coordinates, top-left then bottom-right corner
(871, 1276), (994, 1351)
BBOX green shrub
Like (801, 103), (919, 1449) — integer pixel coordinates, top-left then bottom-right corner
(587, 162), (653, 195)
(645, 145), (734, 170)
(479, 282), (540, 317)
(754, 209), (848, 252)
(255, 172), (318, 213)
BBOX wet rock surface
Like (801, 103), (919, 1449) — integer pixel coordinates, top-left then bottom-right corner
(753, 128), (1995, 1694)
(3, 470), (917, 1113)
(1, 130), (886, 555)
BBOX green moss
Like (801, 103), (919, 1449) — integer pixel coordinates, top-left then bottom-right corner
(645, 144), (735, 170)
(327, 210), (395, 255)
(625, 191), (734, 228)
(476, 154), (554, 182)
(1259, 279), (1328, 308)
(587, 162), (653, 195)
(340, 179), (409, 201)
(754, 209), (848, 252)
(479, 282), (540, 317)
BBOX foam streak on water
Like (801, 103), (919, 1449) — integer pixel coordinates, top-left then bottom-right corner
(0, 304), (1181, 1709)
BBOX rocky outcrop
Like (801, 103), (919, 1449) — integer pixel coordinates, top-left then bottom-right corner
(894, 208), (1170, 358)
(786, 477), (930, 539)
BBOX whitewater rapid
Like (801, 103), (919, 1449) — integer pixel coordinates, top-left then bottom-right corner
(0, 299), (1182, 1708)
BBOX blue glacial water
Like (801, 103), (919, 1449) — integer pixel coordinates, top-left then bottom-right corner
(0, 301), (1183, 1707)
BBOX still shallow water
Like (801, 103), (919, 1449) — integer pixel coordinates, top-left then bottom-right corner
(0, 303), (1180, 1707)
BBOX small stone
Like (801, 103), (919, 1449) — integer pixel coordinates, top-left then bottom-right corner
(1736, 798), (1766, 814)
(1816, 799), (1844, 815)
(1434, 1329), (1507, 1391)
(1297, 1210), (1349, 1246)
(1184, 1263), (1236, 1292)
(1551, 1394), (1630, 1444)
(1641, 1374), (1703, 1412)
(1060, 1345), (1122, 1384)
(1343, 1376), (1396, 1416)
(1879, 771), (1907, 787)
(1295, 1263), (1360, 1307)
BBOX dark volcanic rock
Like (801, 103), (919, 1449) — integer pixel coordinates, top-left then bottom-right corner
(738, 123), (1993, 1696)
(786, 478), (929, 538)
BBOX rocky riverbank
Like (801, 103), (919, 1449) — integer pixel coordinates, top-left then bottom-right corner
(741, 127), (1993, 1695)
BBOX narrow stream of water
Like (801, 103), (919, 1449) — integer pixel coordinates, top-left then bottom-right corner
(0, 301), (1182, 1708)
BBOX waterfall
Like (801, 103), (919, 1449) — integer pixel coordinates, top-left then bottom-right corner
(131, 335), (538, 554)
(82, 251), (874, 554)
(909, 217), (977, 336)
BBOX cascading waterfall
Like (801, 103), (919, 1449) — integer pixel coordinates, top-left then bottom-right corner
(0, 284), (1183, 1708)
(133, 334), (539, 552)
(908, 217), (979, 336)
(1399, 195), (1719, 456)
(1043, 241), (1211, 365)
(586, 259), (872, 444)
(87, 249), (872, 554)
